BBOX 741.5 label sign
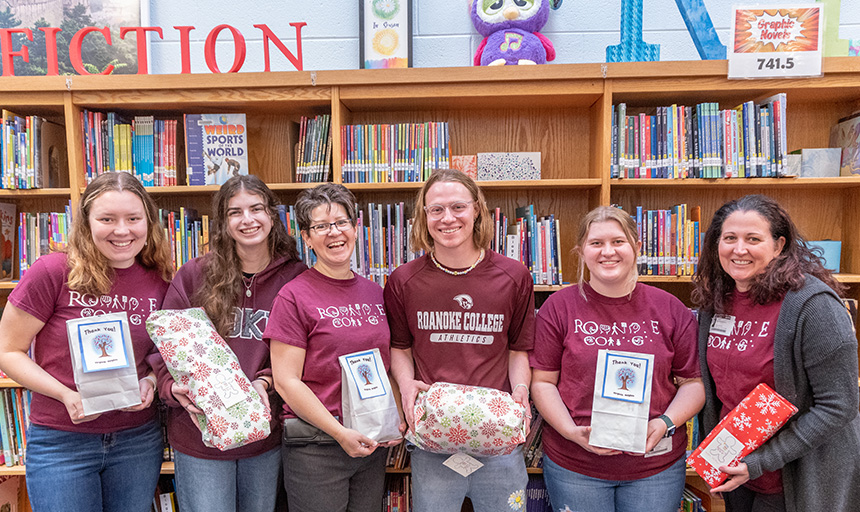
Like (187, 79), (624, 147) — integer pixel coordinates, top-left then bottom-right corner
(728, 6), (822, 79)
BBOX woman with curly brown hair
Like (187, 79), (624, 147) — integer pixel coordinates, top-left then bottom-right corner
(693, 194), (860, 512)
(0, 171), (174, 512)
(148, 175), (305, 512)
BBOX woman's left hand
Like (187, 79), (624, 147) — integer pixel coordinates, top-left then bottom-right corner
(122, 376), (155, 412)
(251, 379), (271, 411)
(711, 463), (750, 494)
(643, 417), (668, 453)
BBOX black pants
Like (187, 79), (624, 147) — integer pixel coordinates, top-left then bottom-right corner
(724, 485), (787, 512)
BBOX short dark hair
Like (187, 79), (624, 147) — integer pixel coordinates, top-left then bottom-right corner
(294, 183), (357, 232)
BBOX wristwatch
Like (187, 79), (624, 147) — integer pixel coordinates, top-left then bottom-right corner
(658, 414), (676, 437)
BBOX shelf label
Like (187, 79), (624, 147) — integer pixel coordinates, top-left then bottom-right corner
(728, 5), (823, 79)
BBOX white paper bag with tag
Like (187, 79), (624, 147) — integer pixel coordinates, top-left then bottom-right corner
(66, 312), (142, 415)
(339, 348), (401, 443)
(588, 349), (654, 453)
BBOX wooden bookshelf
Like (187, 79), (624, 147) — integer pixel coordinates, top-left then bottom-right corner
(3, 59), (860, 512)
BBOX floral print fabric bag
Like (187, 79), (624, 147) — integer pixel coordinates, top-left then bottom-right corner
(406, 382), (526, 457)
(146, 308), (271, 451)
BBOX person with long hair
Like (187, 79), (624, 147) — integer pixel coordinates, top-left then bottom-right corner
(530, 206), (704, 512)
(148, 175), (305, 512)
(692, 194), (860, 512)
(0, 172), (174, 512)
(265, 183), (397, 512)
(384, 169), (535, 512)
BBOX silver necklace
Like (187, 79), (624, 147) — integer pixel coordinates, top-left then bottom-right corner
(430, 249), (485, 276)
(242, 258), (270, 297)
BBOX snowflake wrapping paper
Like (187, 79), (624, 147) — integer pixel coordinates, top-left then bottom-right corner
(687, 383), (798, 488)
(146, 308), (271, 451)
(406, 382), (526, 457)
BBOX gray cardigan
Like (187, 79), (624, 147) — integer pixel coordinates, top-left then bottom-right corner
(698, 275), (860, 512)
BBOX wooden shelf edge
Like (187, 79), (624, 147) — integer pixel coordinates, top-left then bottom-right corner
(610, 177), (860, 189)
(0, 378), (20, 388)
(0, 188), (72, 197)
(0, 461), (175, 476)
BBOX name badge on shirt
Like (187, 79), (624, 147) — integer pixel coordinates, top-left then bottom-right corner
(709, 315), (736, 336)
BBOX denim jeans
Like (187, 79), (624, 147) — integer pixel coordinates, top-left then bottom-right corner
(173, 446), (280, 512)
(281, 442), (387, 512)
(410, 446), (528, 512)
(25, 421), (163, 512)
(542, 455), (686, 512)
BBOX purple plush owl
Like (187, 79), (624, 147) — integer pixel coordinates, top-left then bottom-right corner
(471, 0), (556, 66)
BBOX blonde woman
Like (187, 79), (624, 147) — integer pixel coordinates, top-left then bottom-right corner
(0, 172), (174, 512)
(530, 206), (704, 512)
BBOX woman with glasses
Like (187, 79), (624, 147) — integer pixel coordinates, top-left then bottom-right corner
(384, 169), (535, 512)
(147, 175), (305, 512)
(265, 183), (399, 512)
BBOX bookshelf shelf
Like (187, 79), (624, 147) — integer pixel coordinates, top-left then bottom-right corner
(0, 379), (20, 388)
(0, 189), (72, 198)
(0, 466), (25, 476)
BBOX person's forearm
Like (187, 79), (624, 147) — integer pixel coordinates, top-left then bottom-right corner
(661, 378), (705, 426)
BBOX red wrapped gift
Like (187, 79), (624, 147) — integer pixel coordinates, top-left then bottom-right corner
(687, 383), (798, 488)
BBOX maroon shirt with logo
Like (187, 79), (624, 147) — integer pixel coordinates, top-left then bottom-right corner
(384, 250), (535, 392)
(9, 252), (169, 433)
(707, 289), (783, 494)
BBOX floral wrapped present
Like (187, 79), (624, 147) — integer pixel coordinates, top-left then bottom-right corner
(687, 383), (798, 488)
(406, 382), (526, 457)
(146, 308), (270, 451)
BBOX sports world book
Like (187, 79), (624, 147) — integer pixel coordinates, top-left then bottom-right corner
(184, 114), (249, 186)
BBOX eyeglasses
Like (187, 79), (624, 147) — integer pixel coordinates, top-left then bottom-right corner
(308, 219), (353, 235)
(423, 201), (474, 219)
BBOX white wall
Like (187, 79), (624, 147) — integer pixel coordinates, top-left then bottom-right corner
(148, 0), (860, 74)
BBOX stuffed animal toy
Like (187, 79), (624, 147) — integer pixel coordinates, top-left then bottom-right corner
(471, 0), (558, 66)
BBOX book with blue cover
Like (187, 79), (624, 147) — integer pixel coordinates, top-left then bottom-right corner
(184, 114), (248, 186)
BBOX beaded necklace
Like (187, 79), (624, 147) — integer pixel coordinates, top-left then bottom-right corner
(430, 249), (485, 276)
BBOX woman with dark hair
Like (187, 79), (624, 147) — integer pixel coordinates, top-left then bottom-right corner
(531, 206), (703, 512)
(265, 183), (397, 512)
(385, 169), (534, 512)
(692, 194), (860, 512)
(148, 175), (305, 512)
(0, 172), (174, 512)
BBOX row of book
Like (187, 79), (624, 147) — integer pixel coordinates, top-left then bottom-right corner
(18, 208), (73, 278)
(151, 476), (178, 512)
(1, 111), (67, 189)
(351, 202), (422, 285)
(385, 442), (411, 470)
(0, 388), (30, 467)
(635, 204), (702, 276)
(523, 409), (544, 469)
(295, 114), (333, 183)
(341, 122), (451, 184)
(612, 93), (787, 179)
(81, 110), (181, 187)
(383, 474), (411, 512)
(492, 206), (563, 286)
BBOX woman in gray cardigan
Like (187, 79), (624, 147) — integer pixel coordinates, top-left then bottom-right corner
(692, 195), (860, 512)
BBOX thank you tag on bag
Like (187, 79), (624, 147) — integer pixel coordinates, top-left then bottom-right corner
(66, 312), (142, 415)
(443, 453), (483, 477)
(343, 350), (387, 400)
(589, 349), (655, 453)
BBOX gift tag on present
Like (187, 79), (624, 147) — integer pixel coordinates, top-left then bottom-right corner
(209, 370), (247, 410)
(443, 453), (484, 477)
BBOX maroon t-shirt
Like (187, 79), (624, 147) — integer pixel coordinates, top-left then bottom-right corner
(706, 290), (783, 494)
(149, 254), (306, 460)
(530, 282), (700, 481)
(384, 250), (535, 391)
(8, 252), (169, 433)
(264, 268), (390, 421)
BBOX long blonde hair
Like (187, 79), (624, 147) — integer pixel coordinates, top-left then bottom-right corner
(574, 206), (639, 298)
(66, 172), (174, 295)
(410, 169), (493, 254)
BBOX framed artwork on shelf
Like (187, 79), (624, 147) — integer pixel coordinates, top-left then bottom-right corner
(359, 0), (412, 69)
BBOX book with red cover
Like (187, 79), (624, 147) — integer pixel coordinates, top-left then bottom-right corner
(687, 383), (798, 488)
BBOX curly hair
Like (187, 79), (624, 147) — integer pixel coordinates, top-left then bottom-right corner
(294, 182), (357, 232)
(409, 169), (493, 254)
(66, 172), (174, 295)
(692, 194), (844, 314)
(573, 206), (640, 299)
(197, 175), (299, 337)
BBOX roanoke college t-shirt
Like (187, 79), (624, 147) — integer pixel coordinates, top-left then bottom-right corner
(8, 252), (168, 433)
(530, 282), (699, 481)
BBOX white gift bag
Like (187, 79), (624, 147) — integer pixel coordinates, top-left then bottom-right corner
(339, 348), (401, 443)
(66, 312), (142, 415)
(588, 349), (655, 453)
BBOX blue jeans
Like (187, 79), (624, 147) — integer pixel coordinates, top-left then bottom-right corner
(174, 446), (280, 512)
(542, 455), (686, 512)
(411, 446), (528, 512)
(26, 421), (163, 512)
